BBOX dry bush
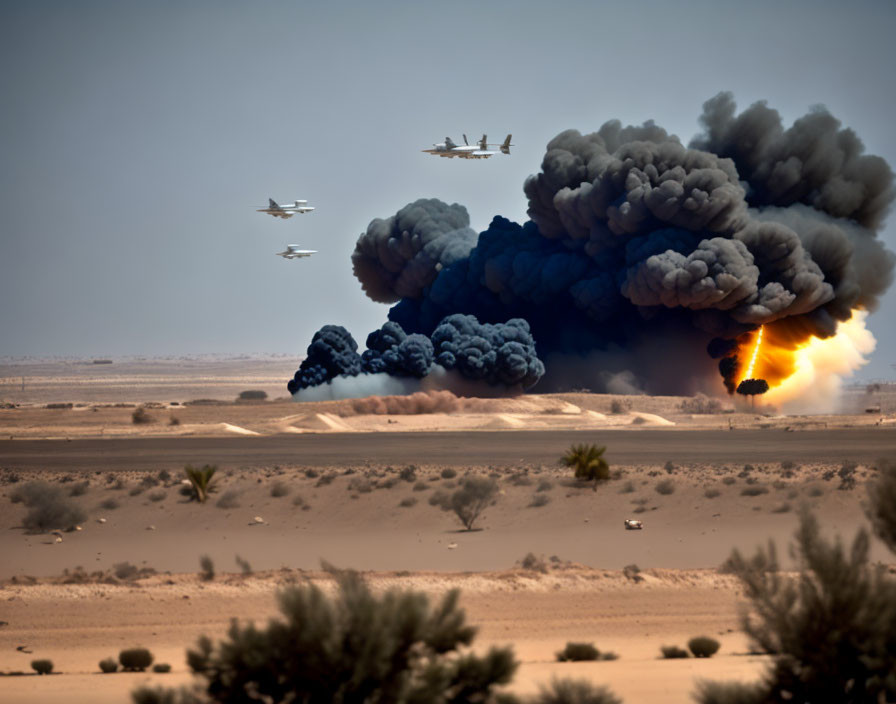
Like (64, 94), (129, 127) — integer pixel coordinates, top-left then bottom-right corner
(132, 406), (153, 424)
(660, 645), (689, 659)
(555, 642), (599, 662)
(11, 481), (86, 533)
(533, 678), (622, 704)
(655, 479), (675, 495)
(440, 468), (457, 479)
(199, 555), (214, 582)
(119, 648), (153, 672)
(679, 393), (724, 414)
(688, 636), (720, 658)
(215, 490), (239, 509)
(31, 659), (53, 675)
(270, 481), (290, 498)
(152, 663), (171, 673)
(450, 476), (498, 530)
(705, 488), (721, 498)
(237, 390), (267, 401)
(398, 496), (417, 508)
(741, 486), (769, 497)
(529, 493), (551, 508)
(520, 552), (547, 573)
(99, 657), (118, 673)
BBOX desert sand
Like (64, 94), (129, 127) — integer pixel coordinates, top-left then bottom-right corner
(0, 357), (894, 703)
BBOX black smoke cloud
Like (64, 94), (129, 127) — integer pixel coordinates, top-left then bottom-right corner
(338, 92), (894, 395)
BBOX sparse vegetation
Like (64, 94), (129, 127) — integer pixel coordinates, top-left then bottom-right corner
(270, 481), (290, 498)
(555, 642), (599, 662)
(199, 555), (215, 582)
(31, 659), (53, 675)
(99, 497), (120, 510)
(529, 493), (551, 508)
(740, 486), (769, 497)
(560, 444), (610, 490)
(398, 496), (417, 508)
(119, 648), (154, 672)
(291, 494), (309, 510)
(520, 552), (547, 573)
(69, 480), (89, 497)
(450, 476), (499, 531)
(184, 465), (217, 503)
(655, 479), (675, 495)
(660, 645), (690, 659)
(215, 489), (240, 509)
(687, 636), (720, 658)
(440, 468), (457, 479)
(533, 678), (623, 704)
(11, 481), (86, 533)
(132, 406), (152, 424)
(838, 460), (858, 490)
(131, 568), (517, 704)
(237, 389), (267, 401)
(399, 465), (417, 482)
(619, 480), (635, 494)
(704, 488), (721, 498)
(679, 393), (724, 414)
(148, 490), (167, 502)
(536, 478), (553, 492)
(609, 398), (630, 414)
(152, 663), (171, 673)
(235, 555), (252, 576)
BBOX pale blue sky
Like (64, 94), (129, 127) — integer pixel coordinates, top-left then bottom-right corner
(2, 0), (895, 380)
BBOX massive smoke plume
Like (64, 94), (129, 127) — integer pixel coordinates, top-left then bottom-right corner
(293, 93), (894, 400)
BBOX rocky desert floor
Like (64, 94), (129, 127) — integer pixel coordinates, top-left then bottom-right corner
(0, 357), (894, 703)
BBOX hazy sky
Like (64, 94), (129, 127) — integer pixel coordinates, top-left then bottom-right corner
(2, 0), (895, 380)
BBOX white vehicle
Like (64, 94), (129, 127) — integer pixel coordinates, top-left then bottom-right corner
(256, 198), (315, 219)
(422, 134), (512, 159)
(276, 245), (317, 259)
(624, 519), (643, 530)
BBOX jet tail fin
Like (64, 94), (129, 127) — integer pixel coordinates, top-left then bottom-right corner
(445, 136), (457, 149)
(269, 198), (279, 208)
(479, 134), (488, 150)
(500, 134), (512, 154)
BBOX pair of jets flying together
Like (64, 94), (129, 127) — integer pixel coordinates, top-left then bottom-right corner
(422, 134), (512, 159)
(256, 199), (317, 260)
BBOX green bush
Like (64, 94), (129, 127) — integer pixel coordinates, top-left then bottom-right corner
(450, 476), (499, 530)
(31, 659), (53, 675)
(660, 645), (689, 659)
(184, 465), (217, 503)
(131, 568), (516, 704)
(119, 647), (154, 671)
(556, 642), (599, 662)
(237, 390), (267, 401)
(99, 657), (118, 673)
(152, 663), (171, 673)
(533, 677), (623, 704)
(560, 444), (609, 490)
(688, 636), (720, 658)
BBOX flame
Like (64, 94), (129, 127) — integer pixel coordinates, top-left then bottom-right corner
(733, 311), (875, 413)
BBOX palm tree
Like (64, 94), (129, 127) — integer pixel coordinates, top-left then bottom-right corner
(184, 464), (217, 503)
(560, 444), (609, 491)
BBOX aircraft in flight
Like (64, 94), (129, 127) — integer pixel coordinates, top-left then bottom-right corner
(276, 245), (317, 260)
(256, 198), (315, 219)
(422, 134), (512, 159)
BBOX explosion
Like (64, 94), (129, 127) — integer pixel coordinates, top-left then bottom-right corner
(290, 93), (894, 406)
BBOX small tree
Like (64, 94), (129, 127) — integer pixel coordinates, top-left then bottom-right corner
(132, 567), (517, 704)
(560, 444), (609, 491)
(450, 476), (499, 531)
(184, 465), (217, 503)
(31, 659), (53, 674)
(120, 647), (154, 672)
(736, 378), (769, 409)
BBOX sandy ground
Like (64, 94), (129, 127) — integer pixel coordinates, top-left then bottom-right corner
(0, 358), (893, 703)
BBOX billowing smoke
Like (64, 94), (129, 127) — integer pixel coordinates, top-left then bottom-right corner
(293, 93), (894, 399)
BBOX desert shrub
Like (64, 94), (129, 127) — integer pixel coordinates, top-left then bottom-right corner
(157, 469), (171, 482)
(69, 480), (89, 497)
(302, 468), (319, 479)
(347, 477), (372, 494)
(120, 647), (154, 671)
(536, 478), (554, 492)
(679, 393), (723, 414)
(168, 416), (181, 426)
(399, 465), (417, 482)
(12, 481), (86, 533)
(560, 444), (610, 490)
(100, 497), (120, 510)
(315, 473), (335, 487)
(114, 562), (140, 580)
(660, 645), (689, 659)
(867, 459), (896, 552)
(533, 677), (622, 704)
(664, 460), (676, 473)
(237, 390), (267, 401)
(132, 406), (152, 424)
(780, 460), (795, 471)
(132, 568), (516, 704)
(398, 496), (417, 508)
(199, 555), (214, 582)
(609, 398), (629, 414)
(655, 479), (675, 495)
(722, 476), (736, 485)
(740, 486), (768, 497)
(270, 481), (290, 498)
(129, 486), (144, 496)
(428, 489), (452, 510)
(411, 481), (429, 492)
(688, 636), (720, 658)
(152, 663), (171, 673)
(704, 488), (721, 498)
(618, 480), (635, 494)
(770, 502), (791, 514)
(292, 494), (309, 510)
(806, 485), (824, 497)
(509, 472), (533, 487)
(440, 468), (457, 479)
(184, 465), (217, 503)
(707, 509), (896, 703)
(148, 490), (167, 502)
(520, 552), (547, 572)
(31, 659), (53, 674)
(622, 564), (643, 582)
(692, 680), (768, 704)
(215, 489), (239, 509)
(99, 657), (118, 673)
(556, 642), (599, 662)
(529, 493), (551, 508)
(450, 476), (499, 530)
(838, 460), (858, 490)
(235, 555), (252, 575)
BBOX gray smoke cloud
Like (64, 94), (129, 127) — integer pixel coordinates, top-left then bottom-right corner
(340, 92), (894, 395)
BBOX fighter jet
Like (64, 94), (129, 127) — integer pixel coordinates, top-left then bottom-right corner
(276, 245), (317, 260)
(422, 134), (512, 159)
(256, 198), (315, 219)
